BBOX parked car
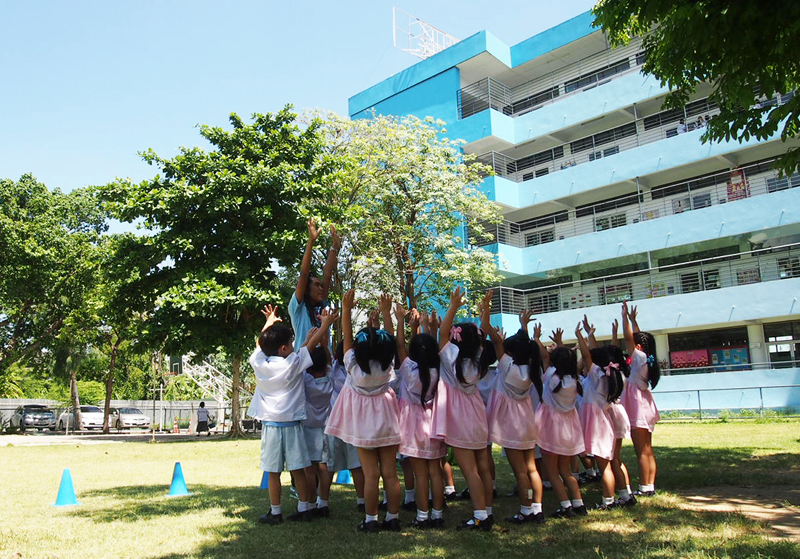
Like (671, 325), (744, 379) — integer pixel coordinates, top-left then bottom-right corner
(57, 406), (105, 431)
(10, 404), (57, 432)
(109, 407), (151, 430)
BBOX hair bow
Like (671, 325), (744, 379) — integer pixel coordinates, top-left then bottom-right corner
(604, 362), (619, 376)
(376, 329), (391, 342)
(355, 330), (369, 344)
(625, 356), (632, 366)
(646, 354), (655, 366)
(450, 326), (462, 342)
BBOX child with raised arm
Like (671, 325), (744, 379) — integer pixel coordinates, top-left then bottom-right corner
(248, 304), (339, 525)
(620, 302), (660, 497)
(302, 337), (334, 517)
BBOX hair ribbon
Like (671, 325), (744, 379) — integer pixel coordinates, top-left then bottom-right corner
(625, 356), (632, 365)
(376, 329), (391, 342)
(450, 326), (462, 342)
(604, 362), (619, 377)
(646, 354), (655, 366)
(355, 330), (369, 344)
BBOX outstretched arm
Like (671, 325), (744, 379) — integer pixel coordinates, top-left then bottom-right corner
(480, 290), (504, 359)
(342, 289), (356, 354)
(320, 224), (342, 300)
(549, 328), (564, 348)
(379, 293), (394, 334)
(256, 305), (282, 348)
(439, 287), (466, 350)
(575, 323), (592, 373)
(534, 323), (550, 369)
(295, 218), (322, 304)
(622, 301), (635, 355)
(611, 319), (620, 348)
(629, 304), (641, 334)
(582, 314), (598, 349)
(394, 303), (408, 362)
(303, 309), (340, 351)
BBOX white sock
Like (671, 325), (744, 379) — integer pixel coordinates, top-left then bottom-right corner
(643, 484), (655, 492)
(316, 497), (328, 508)
(431, 508), (443, 520)
(416, 509), (429, 522)
(385, 511), (398, 521)
(560, 500), (572, 509)
(571, 499), (584, 508)
(298, 501), (309, 512)
(531, 503), (542, 514)
(445, 485), (456, 495)
(405, 489), (415, 503)
(357, 497), (365, 505)
(366, 513), (378, 522)
(486, 506), (493, 516)
(520, 504), (534, 516)
(603, 496), (615, 505)
(271, 504), (282, 515)
(619, 488), (631, 500)
(474, 509), (488, 521)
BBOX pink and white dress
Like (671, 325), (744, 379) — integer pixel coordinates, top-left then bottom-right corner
(397, 357), (446, 459)
(324, 349), (401, 449)
(486, 354), (537, 450)
(535, 366), (585, 456)
(431, 342), (489, 450)
(621, 349), (660, 432)
(578, 364), (615, 460)
(607, 374), (631, 440)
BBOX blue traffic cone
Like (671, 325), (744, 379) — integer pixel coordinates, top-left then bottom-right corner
(335, 469), (353, 485)
(260, 471), (269, 489)
(168, 462), (191, 497)
(54, 468), (81, 506)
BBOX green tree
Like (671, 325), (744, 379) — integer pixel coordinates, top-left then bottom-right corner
(592, 0), (800, 175)
(98, 107), (330, 436)
(315, 113), (502, 312)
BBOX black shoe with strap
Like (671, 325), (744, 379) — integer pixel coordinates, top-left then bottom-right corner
(357, 519), (380, 533)
(258, 512), (283, 525)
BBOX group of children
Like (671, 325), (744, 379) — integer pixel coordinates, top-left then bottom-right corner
(246, 219), (661, 532)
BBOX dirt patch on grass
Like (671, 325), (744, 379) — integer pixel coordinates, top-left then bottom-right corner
(677, 486), (800, 542)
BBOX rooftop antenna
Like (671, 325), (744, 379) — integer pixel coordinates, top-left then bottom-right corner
(393, 7), (458, 59)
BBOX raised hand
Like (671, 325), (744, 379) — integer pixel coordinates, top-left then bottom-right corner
(379, 293), (393, 314)
(308, 217), (322, 243)
(394, 302), (406, 321)
(260, 304), (281, 332)
(519, 309), (535, 328)
(367, 309), (379, 328)
(533, 322), (543, 340)
(304, 326), (319, 344)
(342, 289), (355, 310)
(429, 310), (440, 332)
(582, 314), (594, 333)
(549, 328), (564, 346)
(575, 322), (583, 338)
(330, 224), (342, 251)
(450, 286), (467, 310)
(319, 308), (340, 328)
(409, 308), (421, 331)
(611, 319), (619, 337)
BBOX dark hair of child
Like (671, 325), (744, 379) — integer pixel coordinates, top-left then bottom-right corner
(504, 329), (543, 398)
(353, 327), (396, 373)
(334, 339), (344, 364)
(302, 273), (323, 327)
(550, 346), (583, 397)
(308, 345), (328, 374)
(408, 333), (440, 406)
(589, 347), (625, 403)
(451, 322), (485, 385)
(258, 323), (294, 356)
(633, 331), (660, 388)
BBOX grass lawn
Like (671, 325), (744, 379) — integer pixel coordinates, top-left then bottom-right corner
(1, 420), (799, 559)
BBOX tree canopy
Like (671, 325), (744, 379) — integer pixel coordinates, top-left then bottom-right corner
(593, 0), (800, 175)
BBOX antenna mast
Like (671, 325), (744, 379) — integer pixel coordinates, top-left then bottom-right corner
(393, 7), (458, 60)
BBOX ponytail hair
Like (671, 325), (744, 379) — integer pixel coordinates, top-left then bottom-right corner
(634, 331), (660, 388)
(450, 322), (484, 384)
(504, 329), (542, 398)
(408, 333), (440, 406)
(591, 346), (625, 403)
(550, 346), (581, 396)
(353, 327), (396, 374)
(334, 340), (344, 364)
(478, 339), (496, 379)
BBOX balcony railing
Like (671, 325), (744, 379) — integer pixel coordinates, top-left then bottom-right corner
(458, 38), (645, 119)
(489, 243), (800, 316)
(474, 159), (800, 248)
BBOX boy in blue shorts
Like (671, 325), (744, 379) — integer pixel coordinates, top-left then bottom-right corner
(247, 304), (338, 525)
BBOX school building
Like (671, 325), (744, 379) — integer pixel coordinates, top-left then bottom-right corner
(349, 11), (800, 415)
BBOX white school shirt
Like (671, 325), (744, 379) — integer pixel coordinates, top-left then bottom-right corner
(328, 359), (347, 408)
(439, 341), (481, 395)
(343, 349), (394, 396)
(303, 368), (333, 428)
(492, 354), (532, 400)
(541, 366), (579, 413)
(247, 346), (312, 422)
(629, 348), (650, 391)
(398, 357), (439, 405)
(582, 363), (610, 409)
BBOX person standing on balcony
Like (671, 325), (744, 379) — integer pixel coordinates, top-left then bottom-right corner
(677, 119), (687, 134)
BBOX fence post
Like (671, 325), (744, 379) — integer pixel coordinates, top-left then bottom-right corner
(759, 387), (764, 417)
(697, 390), (702, 420)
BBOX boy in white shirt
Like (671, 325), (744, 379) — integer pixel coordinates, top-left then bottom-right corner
(248, 304), (338, 525)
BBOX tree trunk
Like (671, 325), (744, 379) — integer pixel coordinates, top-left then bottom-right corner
(102, 338), (120, 434)
(70, 370), (82, 433)
(228, 353), (244, 437)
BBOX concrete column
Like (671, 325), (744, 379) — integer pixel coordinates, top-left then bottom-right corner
(655, 333), (670, 371)
(747, 324), (768, 367)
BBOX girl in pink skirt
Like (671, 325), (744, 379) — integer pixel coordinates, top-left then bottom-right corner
(324, 290), (401, 532)
(621, 302), (660, 497)
(575, 323), (625, 511)
(534, 326), (586, 518)
(431, 287), (493, 531)
(393, 304), (446, 529)
(482, 301), (545, 525)
(605, 340), (636, 507)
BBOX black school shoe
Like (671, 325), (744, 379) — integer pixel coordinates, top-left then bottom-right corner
(550, 506), (576, 519)
(410, 518), (431, 530)
(457, 516), (493, 531)
(402, 500), (417, 511)
(313, 506), (330, 518)
(357, 519), (380, 533)
(381, 518), (402, 532)
(287, 510), (313, 522)
(258, 512), (283, 525)
(445, 491), (459, 502)
(573, 505), (588, 516)
(634, 489), (656, 497)
(616, 495), (638, 507)
(356, 503), (366, 513)
(505, 512), (535, 524)
(429, 517), (445, 529)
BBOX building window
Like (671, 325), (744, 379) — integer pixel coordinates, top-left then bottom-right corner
(525, 229), (555, 247)
(598, 283), (632, 305)
(595, 213), (627, 231)
(703, 269), (721, 290)
(764, 321), (800, 368)
(778, 257), (800, 279)
(528, 292), (560, 314)
(668, 327), (750, 372)
(680, 272), (701, 293)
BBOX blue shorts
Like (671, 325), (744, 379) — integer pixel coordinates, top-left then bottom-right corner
(325, 434), (361, 471)
(260, 421), (311, 473)
(303, 426), (325, 463)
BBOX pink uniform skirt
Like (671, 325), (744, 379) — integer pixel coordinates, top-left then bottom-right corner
(398, 398), (447, 459)
(431, 381), (488, 450)
(608, 401), (631, 440)
(486, 390), (537, 450)
(579, 402), (615, 461)
(325, 385), (401, 449)
(535, 403), (585, 456)
(621, 382), (660, 433)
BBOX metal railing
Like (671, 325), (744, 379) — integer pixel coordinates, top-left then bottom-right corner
(655, 384), (800, 419)
(489, 242), (800, 315)
(661, 359), (800, 377)
(474, 160), (800, 248)
(458, 39), (645, 119)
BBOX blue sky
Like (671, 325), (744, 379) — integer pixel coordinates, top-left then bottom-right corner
(1, 0), (595, 195)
